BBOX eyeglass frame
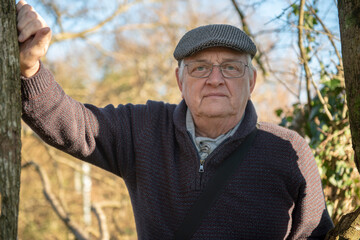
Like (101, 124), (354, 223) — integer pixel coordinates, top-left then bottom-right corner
(183, 61), (250, 79)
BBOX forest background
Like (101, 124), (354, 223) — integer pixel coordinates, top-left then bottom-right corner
(14, 0), (358, 239)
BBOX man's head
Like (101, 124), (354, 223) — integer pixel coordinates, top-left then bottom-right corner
(174, 24), (257, 123)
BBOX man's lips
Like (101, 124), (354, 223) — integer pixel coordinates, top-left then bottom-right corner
(203, 93), (227, 97)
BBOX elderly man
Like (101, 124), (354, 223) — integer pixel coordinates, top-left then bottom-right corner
(17, 0), (333, 239)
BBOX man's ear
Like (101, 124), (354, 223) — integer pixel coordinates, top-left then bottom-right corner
(175, 67), (183, 92)
(249, 68), (257, 94)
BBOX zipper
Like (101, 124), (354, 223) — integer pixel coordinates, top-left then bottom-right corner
(186, 131), (234, 187)
(198, 138), (233, 173)
(186, 131), (202, 169)
(198, 144), (210, 172)
(199, 159), (205, 172)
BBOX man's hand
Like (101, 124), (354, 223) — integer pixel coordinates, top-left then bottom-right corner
(16, 0), (52, 77)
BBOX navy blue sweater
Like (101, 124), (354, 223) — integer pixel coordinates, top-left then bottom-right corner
(22, 64), (333, 239)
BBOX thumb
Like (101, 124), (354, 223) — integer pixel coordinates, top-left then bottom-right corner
(30, 27), (52, 57)
(33, 27), (52, 48)
(19, 27), (52, 77)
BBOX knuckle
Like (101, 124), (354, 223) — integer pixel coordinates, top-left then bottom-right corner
(16, 1), (25, 11)
(33, 19), (43, 29)
(23, 4), (33, 12)
(26, 10), (37, 19)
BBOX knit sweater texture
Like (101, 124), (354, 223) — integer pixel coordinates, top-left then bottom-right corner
(21, 64), (334, 239)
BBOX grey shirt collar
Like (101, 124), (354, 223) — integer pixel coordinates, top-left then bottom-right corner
(186, 108), (243, 159)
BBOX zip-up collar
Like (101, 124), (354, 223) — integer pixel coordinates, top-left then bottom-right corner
(173, 100), (258, 140)
(186, 108), (243, 158)
(173, 100), (258, 169)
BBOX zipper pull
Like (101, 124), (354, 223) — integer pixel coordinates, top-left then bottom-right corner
(199, 159), (205, 172)
(198, 142), (210, 173)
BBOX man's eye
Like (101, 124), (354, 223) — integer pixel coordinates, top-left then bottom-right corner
(223, 64), (237, 71)
(194, 66), (207, 71)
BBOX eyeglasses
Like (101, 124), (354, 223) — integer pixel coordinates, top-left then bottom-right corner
(184, 61), (249, 78)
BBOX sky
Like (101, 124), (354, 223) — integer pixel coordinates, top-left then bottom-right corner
(19, 0), (342, 109)
(24, 0), (340, 62)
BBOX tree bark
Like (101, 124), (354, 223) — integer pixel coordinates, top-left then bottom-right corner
(325, 0), (360, 239)
(0, 0), (22, 239)
(338, 0), (360, 173)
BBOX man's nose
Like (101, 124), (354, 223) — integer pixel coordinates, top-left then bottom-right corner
(206, 66), (225, 86)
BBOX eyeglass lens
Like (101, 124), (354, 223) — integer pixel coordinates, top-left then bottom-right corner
(186, 61), (246, 78)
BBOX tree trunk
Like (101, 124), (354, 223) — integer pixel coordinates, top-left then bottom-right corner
(339, 0), (360, 173)
(0, 0), (22, 239)
(325, 0), (360, 239)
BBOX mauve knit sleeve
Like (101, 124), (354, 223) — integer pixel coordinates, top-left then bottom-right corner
(287, 131), (334, 239)
(21, 62), (138, 178)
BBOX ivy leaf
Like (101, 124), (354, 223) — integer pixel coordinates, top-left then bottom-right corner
(275, 108), (283, 117)
(323, 78), (341, 90)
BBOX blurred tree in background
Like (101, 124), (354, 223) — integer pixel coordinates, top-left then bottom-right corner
(16, 0), (359, 239)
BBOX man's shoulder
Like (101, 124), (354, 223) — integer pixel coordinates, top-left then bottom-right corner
(142, 100), (178, 118)
(145, 100), (178, 110)
(257, 121), (303, 143)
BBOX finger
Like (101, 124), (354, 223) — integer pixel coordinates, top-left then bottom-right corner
(17, 3), (42, 27)
(23, 27), (52, 56)
(33, 27), (52, 50)
(18, 18), (47, 42)
(17, 6), (38, 32)
(19, 28), (51, 71)
(16, 0), (28, 12)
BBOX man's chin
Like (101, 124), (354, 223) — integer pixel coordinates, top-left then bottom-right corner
(199, 109), (233, 118)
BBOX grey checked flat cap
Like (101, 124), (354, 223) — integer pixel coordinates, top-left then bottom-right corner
(173, 24), (257, 61)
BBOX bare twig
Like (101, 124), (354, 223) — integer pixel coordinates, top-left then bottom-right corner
(310, 75), (334, 121)
(298, 0), (312, 110)
(42, 144), (119, 188)
(319, 125), (349, 148)
(307, 5), (344, 83)
(39, 0), (65, 32)
(264, 1), (299, 25)
(22, 161), (89, 240)
(291, 24), (341, 40)
(230, 0), (267, 76)
(52, 1), (138, 43)
(266, 67), (300, 98)
(297, 2), (332, 121)
(92, 203), (110, 240)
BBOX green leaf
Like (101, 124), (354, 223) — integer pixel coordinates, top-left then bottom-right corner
(323, 78), (341, 90)
(292, 4), (299, 16)
(275, 108), (283, 117)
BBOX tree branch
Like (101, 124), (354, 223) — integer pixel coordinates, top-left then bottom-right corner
(42, 144), (119, 188)
(39, 0), (65, 32)
(266, 67), (300, 98)
(91, 203), (110, 240)
(22, 161), (89, 240)
(310, 75), (334, 121)
(307, 5), (344, 85)
(325, 207), (360, 240)
(230, 0), (267, 76)
(52, 1), (137, 43)
(298, 0), (312, 111)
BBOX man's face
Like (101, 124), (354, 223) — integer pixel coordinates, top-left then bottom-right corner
(176, 47), (256, 121)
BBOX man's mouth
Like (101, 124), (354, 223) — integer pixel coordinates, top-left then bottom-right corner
(204, 93), (227, 98)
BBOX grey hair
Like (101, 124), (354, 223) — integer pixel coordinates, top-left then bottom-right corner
(245, 54), (255, 80)
(177, 54), (255, 80)
(178, 60), (186, 80)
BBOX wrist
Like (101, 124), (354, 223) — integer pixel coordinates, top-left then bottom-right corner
(21, 61), (40, 78)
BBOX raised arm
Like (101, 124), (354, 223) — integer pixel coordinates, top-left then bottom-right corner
(17, 1), (142, 178)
